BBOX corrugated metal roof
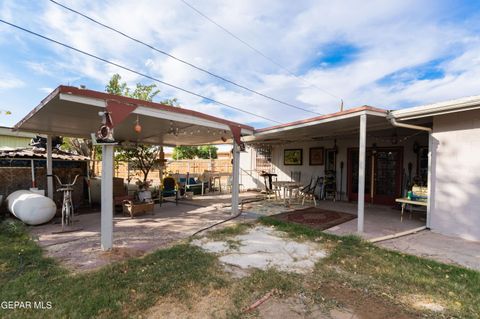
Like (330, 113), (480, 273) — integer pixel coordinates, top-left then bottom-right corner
(0, 148), (89, 161)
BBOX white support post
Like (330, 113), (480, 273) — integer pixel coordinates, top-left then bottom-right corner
(357, 114), (367, 233)
(101, 144), (114, 251)
(231, 140), (240, 215)
(46, 135), (54, 199)
(30, 159), (35, 188)
(426, 133), (433, 228)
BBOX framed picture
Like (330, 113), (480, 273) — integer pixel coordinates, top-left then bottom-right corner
(284, 149), (303, 165)
(309, 147), (324, 165)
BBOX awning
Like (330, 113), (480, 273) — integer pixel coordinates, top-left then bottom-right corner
(14, 86), (254, 146)
(244, 106), (389, 144)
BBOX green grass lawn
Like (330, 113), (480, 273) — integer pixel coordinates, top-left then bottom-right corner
(259, 216), (480, 318)
(1, 217), (479, 318)
(0, 219), (226, 319)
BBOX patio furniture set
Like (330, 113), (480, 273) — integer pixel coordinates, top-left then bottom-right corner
(120, 173), (229, 218)
(262, 171), (335, 207)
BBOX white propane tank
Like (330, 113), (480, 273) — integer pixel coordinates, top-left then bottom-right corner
(7, 190), (57, 225)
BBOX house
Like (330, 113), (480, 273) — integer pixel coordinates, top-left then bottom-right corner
(240, 97), (480, 242)
(12, 85), (480, 250)
(0, 126), (36, 149)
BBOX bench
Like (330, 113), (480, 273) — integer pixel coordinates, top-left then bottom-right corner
(395, 186), (428, 221)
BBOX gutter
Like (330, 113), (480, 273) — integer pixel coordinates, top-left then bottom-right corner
(386, 111), (432, 132)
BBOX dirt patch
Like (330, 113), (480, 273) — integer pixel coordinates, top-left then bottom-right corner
(143, 288), (233, 319)
(258, 296), (326, 319)
(270, 208), (356, 230)
(100, 247), (145, 262)
(318, 284), (420, 319)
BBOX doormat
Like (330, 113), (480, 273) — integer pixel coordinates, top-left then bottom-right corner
(270, 207), (356, 230)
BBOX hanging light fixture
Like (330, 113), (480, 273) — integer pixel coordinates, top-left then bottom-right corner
(134, 115), (142, 134)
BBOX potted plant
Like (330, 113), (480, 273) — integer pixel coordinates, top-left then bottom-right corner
(135, 179), (152, 202)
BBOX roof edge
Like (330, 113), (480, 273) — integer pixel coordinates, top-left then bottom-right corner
(391, 94), (480, 120)
(255, 105), (387, 133)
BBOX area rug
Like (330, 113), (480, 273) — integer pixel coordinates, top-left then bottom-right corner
(270, 207), (356, 230)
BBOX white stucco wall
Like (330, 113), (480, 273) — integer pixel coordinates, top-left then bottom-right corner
(430, 109), (480, 241)
(239, 146), (264, 190)
(241, 129), (426, 198)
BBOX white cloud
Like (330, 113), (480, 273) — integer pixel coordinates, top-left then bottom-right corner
(0, 77), (25, 90)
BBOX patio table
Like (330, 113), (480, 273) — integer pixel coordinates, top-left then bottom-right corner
(395, 198), (427, 221)
(272, 181), (303, 204)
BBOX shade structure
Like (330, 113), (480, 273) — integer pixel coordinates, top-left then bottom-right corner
(15, 86), (253, 145)
(14, 85), (252, 251)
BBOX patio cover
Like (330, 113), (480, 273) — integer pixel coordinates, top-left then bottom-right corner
(244, 106), (389, 234)
(14, 86), (253, 250)
(14, 86), (253, 145)
(245, 106), (388, 144)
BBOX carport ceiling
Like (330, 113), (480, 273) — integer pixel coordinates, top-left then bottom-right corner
(14, 86), (254, 146)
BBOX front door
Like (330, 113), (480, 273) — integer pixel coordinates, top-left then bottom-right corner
(347, 147), (403, 205)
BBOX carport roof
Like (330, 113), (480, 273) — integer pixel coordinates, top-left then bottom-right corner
(14, 86), (254, 146)
(246, 106), (389, 144)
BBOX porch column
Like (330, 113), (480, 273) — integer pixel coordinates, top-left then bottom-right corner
(357, 114), (367, 233)
(426, 133), (433, 228)
(231, 140), (240, 215)
(46, 135), (54, 199)
(101, 144), (114, 250)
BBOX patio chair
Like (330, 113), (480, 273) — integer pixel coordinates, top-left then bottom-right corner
(226, 176), (244, 193)
(300, 177), (322, 206)
(290, 171), (301, 182)
(180, 177), (207, 195)
(160, 176), (178, 206)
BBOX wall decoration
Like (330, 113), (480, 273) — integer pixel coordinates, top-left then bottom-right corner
(284, 149), (303, 165)
(309, 147), (324, 166)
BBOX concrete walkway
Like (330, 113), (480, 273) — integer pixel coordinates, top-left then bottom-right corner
(378, 230), (480, 271)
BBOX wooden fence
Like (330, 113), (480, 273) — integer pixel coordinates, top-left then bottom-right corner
(93, 158), (232, 185)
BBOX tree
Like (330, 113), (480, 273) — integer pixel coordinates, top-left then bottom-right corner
(172, 145), (218, 160)
(197, 145), (218, 159)
(172, 146), (198, 160)
(106, 74), (178, 182)
(115, 145), (161, 182)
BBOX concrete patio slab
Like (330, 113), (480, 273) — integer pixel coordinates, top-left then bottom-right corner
(28, 201), (236, 272)
(377, 230), (480, 271)
(319, 201), (425, 240)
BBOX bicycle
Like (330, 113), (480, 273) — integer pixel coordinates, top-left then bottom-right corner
(55, 174), (80, 230)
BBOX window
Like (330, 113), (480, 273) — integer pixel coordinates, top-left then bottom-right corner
(255, 147), (272, 172)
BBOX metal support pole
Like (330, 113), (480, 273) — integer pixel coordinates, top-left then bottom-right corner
(101, 144), (114, 250)
(357, 114), (367, 233)
(231, 140), (240, 215)
(30, 159), (35, 188)
(46, 135), (54, 199)
(426, 133), (433, 228)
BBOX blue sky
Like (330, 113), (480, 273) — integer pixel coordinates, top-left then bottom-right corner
(1, 0), (480, 129)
